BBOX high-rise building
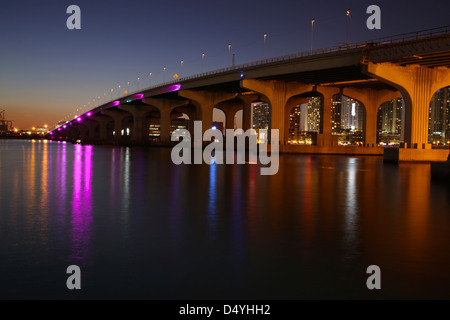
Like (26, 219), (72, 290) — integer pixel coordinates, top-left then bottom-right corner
(287, 97), (322, 144)
(377, 98), (403, 144)
(340, 96), (364, 131)
(429, 86), (450, 143)
(331, 95), (364, 145)
(251, 102), (271, 130)
(288, 105), (301, 143)
(331, 95), (342, 134)
(299, 103), (308, 131)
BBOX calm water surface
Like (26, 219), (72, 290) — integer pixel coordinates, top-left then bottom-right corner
(0, 140), (449, 299)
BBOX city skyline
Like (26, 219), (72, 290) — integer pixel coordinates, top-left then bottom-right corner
(1, 0), (450, 129)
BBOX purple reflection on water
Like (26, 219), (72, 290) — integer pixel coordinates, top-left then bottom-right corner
(70, 144), (94, 265)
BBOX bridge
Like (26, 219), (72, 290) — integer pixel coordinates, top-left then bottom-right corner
(49, 26), (450, 161)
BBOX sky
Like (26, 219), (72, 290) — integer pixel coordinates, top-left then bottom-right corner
(1, 0), (449, 129)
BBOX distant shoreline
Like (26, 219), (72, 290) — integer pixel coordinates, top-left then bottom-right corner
(0, 135), (46, 140)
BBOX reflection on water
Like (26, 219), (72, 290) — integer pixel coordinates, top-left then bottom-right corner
(343, 158), (359, 264)
(70, 145), (93, 265)
(208, 161), (217, 240)
(0, 140), (449, 299)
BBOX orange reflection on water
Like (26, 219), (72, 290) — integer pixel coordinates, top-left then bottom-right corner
(399, 164), (431, 263)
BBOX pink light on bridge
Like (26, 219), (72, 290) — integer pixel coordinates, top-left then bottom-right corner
(87, 112), (92, 117)
(166, 84), (181, 92)
(76, 117), (82, 122)
(112, 100), (120, 107)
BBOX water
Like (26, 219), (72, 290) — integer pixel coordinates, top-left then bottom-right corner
(0, 140), (449, 299)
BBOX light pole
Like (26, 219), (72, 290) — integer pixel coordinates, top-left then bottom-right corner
(263, 33), (267, 59)
(201, 53), (205, 73)
(163, 66), (167, 82)
(110, 88), (113, 100)
(127, 81), (130, 93)
(311, 19), (315, 54)
(137, 77), (140, 91)
(346, 9), (350, 45)
(228, 44), (231, 66)
(180, 60), (184, 77)
(118, 85), (121, 97)
(149, 72), (152, 86)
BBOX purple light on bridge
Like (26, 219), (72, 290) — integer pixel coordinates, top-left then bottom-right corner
(58, 128), (61, 131)
(63, 125), (67, 129)
(112, 100), (120, 107)
(87, 112), (92, 117)
(49, 132), (53, 135)
(76, 117), (81, 122)
(166, 84), (181, 92)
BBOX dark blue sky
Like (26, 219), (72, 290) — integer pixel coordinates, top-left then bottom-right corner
(1, 0), (449, 129)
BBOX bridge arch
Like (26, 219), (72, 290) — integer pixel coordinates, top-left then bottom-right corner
(285, 92), (321, 145)
(215, 98), (245, 132)
(169, 103), (198, 138)
(331, 94), (366, 146)
(377, 98), (404, 146)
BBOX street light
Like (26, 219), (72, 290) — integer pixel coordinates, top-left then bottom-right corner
(346, 9), (351, 45)
(163, 66), (167, 82)
(228, 44), (232, 66)
(118, 85), (121, 97)
(201, 53), (205, 73)
(311, 19), (315, 54)
(149, 72), (152, 86)
(180, 60), (184, 77)
(263, 33), (267, 59)
(137, 77), (140, 91)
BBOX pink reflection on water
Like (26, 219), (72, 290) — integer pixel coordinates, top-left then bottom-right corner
(70, 144), (94, 264)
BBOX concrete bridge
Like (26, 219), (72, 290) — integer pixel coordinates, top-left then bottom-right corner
(49, 26), (450, 161)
